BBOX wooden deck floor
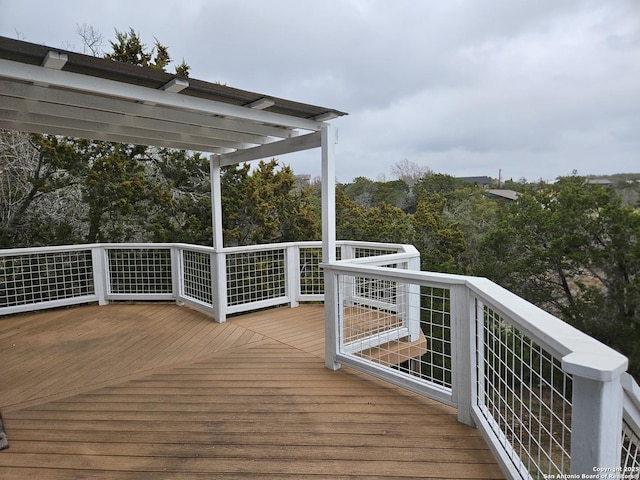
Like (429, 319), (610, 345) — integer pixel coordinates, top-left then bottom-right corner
(0, 303), (504, 479)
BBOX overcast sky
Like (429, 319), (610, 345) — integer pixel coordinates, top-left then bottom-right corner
(1, 0), (639, 183)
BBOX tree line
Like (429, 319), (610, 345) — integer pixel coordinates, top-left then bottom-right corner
(1, 28), (638, 380)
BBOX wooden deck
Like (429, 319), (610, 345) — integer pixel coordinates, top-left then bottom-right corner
(0, 303), (504, 479)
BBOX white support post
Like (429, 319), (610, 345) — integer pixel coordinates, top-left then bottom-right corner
(452, 285), (476, 427)
(563, 352), (627, 475)
(405, 255), (421, 342)
(210, 155), (224, 250)
(171, 245), (184, 306)
(211, 251), (227, 323)
(286, 245), (300, 308)
(91, 245), (108, 305)
(321, 125), (337, 265)
(210, 155), (226, 323)
(321, 124), (340, 370)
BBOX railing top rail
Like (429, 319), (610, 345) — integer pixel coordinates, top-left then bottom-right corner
(466, 276), (628, 380)
(323, 259), (628, 382)
(0, 243), (101, 255)
(322, 259), (467, 281)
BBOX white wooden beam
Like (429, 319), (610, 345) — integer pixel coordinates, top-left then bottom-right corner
(41, 51), (67, 70)
(218, 131), (321, 166)
(246, 97), (275, 110)
(0, 58), (324, 131)
(0, 93), (270, 147)
(0, 113), (241, 152)
(0, 79), (295, 139)
(161, 78), (188, 93)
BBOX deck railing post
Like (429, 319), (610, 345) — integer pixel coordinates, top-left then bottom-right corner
(563, 351), (628, 475)
(171, 245), (184, 306)
(323, 266), (341, 371)
(452, 284), (476, 427)
(91, 245), (108, 305)
(287, 245), (300, 308)
(211, 251), (227, 323)
(405, 256), (421, 342)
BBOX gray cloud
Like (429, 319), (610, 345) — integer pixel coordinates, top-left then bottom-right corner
(1, 0), (639, 182)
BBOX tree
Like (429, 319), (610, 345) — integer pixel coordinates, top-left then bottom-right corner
(478, 177), (640, 379)
(391, 159), (431, 187)
(411, 191), (465, 273)
(0, 132), (88, 247)
(221, 160), (320, 246)
(106, 28), (190, 76)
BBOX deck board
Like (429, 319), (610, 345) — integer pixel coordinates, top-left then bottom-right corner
(0, 303), (504, 479)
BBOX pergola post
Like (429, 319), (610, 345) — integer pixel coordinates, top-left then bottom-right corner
(210, 155), (227, 323)
(321, 124), (341, 370)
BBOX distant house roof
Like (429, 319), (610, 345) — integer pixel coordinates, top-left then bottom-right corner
(587, 178), (613, 187)
(459, 176), (492, 187)
(485, 189), (520, 201)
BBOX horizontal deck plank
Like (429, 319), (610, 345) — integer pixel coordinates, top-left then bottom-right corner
(0, 303), (504, 479)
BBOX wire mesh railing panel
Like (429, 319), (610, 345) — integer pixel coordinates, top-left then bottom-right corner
(182, 249), (213, 306)
(417, 286), (452, 388)
(479, 305), (572, 479)
(0, 250), (94, 307)
(354, 276), (398, 307)
(226, 248), (286, 306)
(338, 273), (453, 393)
(107, 248), (173, 295)
(622, 422), (640, 479)
(353, 246), (397, 258)
(299, 246), (324, 296)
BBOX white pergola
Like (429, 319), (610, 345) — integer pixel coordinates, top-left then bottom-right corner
(0, 36), (346, 259)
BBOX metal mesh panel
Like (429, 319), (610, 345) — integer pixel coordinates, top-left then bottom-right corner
(0, 250), (94, 307)
(182, 249), (212, 305)
(622, 421), (640, 479)
(338, 275), (453, 391)
(480, 305), (572, 479)
(416, 286), (452, 388)
(299, 246), (324, 296)
(107, 248), (172, 294)
(354, 246), (397, 258)
(226, 248), (286, 306)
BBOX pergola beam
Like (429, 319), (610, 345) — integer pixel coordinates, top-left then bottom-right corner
(0, 80), (297, 140)
(218, 131), (321, 166)
(0, 58), (324, 131)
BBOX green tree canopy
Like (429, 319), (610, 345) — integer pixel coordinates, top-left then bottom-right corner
(479, 176), (640, 378)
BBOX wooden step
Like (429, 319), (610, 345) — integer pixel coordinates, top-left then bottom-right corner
(355, 333), (428, 367)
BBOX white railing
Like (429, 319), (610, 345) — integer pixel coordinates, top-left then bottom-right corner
(1, 241), (639, 480)
(0, 241), (408, 318)
(321, 256), (640, 480)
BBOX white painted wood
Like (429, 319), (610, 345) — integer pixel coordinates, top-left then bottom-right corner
(0, 108), (253, 152)
(41, 51), (67, 69)
(451, 284), (476, 427)
(161, 78), (188, 93)
(0, 59), (324, 131)
(286, 245), (300, 308)
(91, 246), (108, 306)
(0, 94), (274, 146)
(246, 97), (275, 109)
(209, 156), (224, 250)
(568, 374), (624, 475)
(218, 131), (321, 166)
(209, 156), (226, 323)
(321, 125), (337, 264)
(211, 251), (227, 323)
(321, 124), (340, 370)
(0, 79), (296, 139)
(405, 255), (421, 342)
